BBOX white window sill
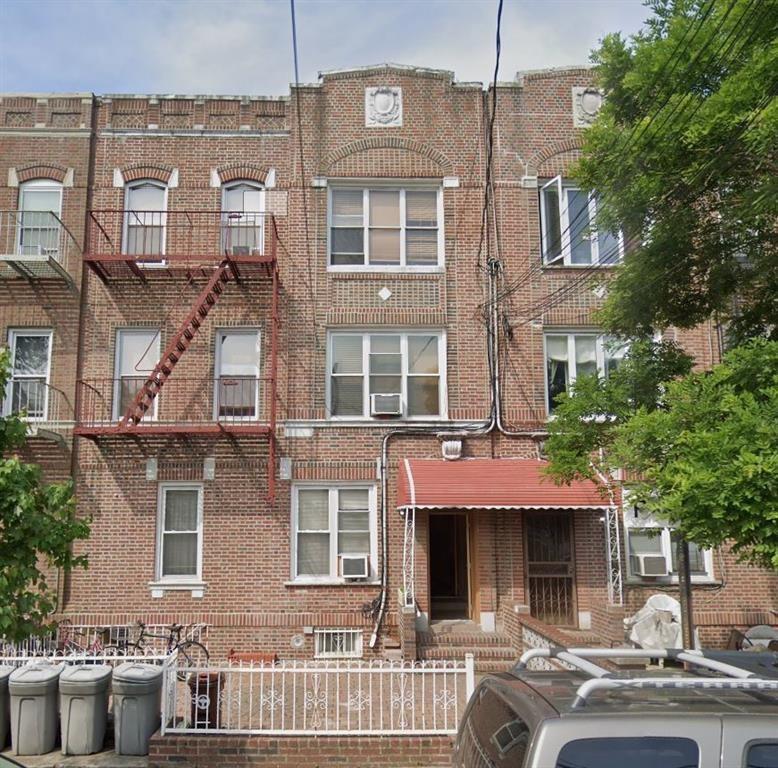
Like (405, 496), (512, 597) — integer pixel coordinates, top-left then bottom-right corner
(326, 416), (447, 424)
(625, 577), (719, 587)
(328, 265), (444, 275)
(285, 579), (381, 587)
(541, 262), (621, 270)
(148, 580), (206, 598)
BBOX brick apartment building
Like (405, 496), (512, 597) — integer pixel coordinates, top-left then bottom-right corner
(1, 64), (775, 664)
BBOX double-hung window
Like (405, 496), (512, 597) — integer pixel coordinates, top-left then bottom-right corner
(17, 180), (63, 259)
(124, 180), (167, 260)
(114, 329), (160, 421)
(540, 176), (623, 266)
(292, 485), (376, 581)
(214, 329), (260, 421)
(4, 329), (52, 420)
(328, 331), (444, 419)
(221, 181), (264, 255)
(156, 484), (203, 581)
(544, 332), (626, 412)
(329, 187), (442, 268)
(625, 508), (713, 582)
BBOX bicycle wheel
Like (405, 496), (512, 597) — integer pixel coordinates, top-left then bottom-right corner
(176, 640), (210, 680)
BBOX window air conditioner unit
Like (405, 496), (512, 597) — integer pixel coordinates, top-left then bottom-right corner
(632, 553), (668, 577)
(341, 555), (369, 580)
(370, 393), (401, 417)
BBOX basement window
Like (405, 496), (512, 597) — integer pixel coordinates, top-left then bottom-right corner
(314, 629), (363, 659)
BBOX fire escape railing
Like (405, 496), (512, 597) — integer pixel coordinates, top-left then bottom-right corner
(0, 210), (78, 281)
(77, 212), (281, 501)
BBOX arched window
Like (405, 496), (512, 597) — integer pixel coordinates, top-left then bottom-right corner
(221, 181), (265, 255)
(123, 180), (167, 258)
(17, 179), (62, 257)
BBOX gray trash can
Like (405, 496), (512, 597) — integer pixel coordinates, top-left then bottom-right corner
(9, 662), (62, 755)
(60, 664), (112, 755)
(0, 666), (13, 750)
(112, 663), (163, 756)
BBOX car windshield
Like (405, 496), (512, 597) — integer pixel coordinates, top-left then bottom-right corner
(556, 736), (699, 768)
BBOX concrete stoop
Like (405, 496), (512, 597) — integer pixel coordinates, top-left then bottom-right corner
(418, 622), (520, 673)
(1, 749), (147, 768)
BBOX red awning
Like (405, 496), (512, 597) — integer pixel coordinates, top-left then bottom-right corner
(397, 458), (611, 510)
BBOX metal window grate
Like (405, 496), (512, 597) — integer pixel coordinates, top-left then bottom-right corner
(314, 628), (363, 659)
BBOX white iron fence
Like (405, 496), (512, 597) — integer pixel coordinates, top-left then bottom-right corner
(162, 655), (475, 736)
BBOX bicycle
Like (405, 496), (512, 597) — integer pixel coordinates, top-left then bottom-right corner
(57, 623), (110, 659)
(110, 622), (210, 679)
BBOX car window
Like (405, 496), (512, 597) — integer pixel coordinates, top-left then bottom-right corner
(746, 743), (778, 768)
(556, 737), (699, 768)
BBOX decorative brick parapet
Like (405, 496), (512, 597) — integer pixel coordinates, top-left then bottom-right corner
(148, 732), (455, 767)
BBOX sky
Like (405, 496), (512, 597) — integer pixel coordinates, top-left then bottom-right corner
(0, 0), (649, 96)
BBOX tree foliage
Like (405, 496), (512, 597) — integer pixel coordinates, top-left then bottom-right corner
(611, 339), (778, 569)
(543, 339), (693, 486)
(0, 349), (89, 642)
(576, 0), (778, 343)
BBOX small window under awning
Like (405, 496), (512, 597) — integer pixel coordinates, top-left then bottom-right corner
(397, 458), (613, 510)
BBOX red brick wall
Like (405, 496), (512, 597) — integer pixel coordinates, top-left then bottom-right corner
(148, 732), (455, 767)
(2, 67), (774, 660)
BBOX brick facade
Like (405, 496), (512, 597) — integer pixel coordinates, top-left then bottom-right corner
(1, 66), (775, 663)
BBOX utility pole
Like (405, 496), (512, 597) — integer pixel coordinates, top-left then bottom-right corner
(676, 537), (696, 649)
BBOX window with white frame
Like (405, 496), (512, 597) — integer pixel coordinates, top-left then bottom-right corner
(328, 331), (444, 419)
(214, 329), (260, 420)
(17, 180), (63, 258)
(544, 332), (627, 412)
(123, 180), (167, 258)
(624, 507), (713, 581)
(157, 484), (203, 581)
(221, 181), (264, 255)
(3, 329), (52, 420)
(539, 177), (623, 266)
(329, 186), (442, 268)
(292, 485), (376, 581)
(314, 628), (363, 659)
(114, 329), (160, 420)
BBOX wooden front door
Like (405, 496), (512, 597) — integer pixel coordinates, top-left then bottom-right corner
(525, 511), (576, 626)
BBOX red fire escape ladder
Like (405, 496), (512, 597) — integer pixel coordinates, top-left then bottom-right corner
(119, 260), (233, 428)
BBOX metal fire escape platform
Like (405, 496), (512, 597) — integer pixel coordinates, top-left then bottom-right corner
(75, 210), (281, 500)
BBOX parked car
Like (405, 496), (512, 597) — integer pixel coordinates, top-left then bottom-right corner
(453, 648), (778, 768)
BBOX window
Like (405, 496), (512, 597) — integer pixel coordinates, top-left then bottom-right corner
(625, 507), (713, 581)
(4, 330), (52, 420)
(555, 737), (699, 768)
(540, 176), (623, 266)
(329, 187), (442, 268)
(492, 719), (530, 757)
(157, 484), (203, 581)
(114, 329), (160, 420)
(292, 485), (376, 581)
(314, 629), (363, 659)
(214, 329), (260, 421)
(123, 180), (167, 258)
(746, 743), (778, 768)
(328, 331), (444, 419)
(221, 181), (264, 255)
(544, 332), (626, 412)
(17, 180), (62, 258)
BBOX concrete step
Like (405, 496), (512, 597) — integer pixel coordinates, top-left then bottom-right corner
(419, 632), (513, 647)
(418, 645), (518, 661)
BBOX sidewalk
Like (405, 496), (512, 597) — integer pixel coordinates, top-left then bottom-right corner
(2, 748), (147, 768)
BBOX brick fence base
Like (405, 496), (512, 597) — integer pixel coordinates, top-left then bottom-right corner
(148, 732), (455, 767)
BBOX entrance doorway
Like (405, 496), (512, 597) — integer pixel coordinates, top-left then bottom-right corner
(429, 513), (469, 620)
(525, 511), (576, 626)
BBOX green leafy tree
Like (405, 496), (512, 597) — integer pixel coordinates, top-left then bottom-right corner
(611, 339), (778, 569)
(543, 338), (693, 494)
(0, 348), (89, 642)
(576, 0), (778, 343)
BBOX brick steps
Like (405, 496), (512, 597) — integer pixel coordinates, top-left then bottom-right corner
(417, 625), (519, 673)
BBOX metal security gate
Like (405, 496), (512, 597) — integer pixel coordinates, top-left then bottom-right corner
(525, 511), (576, 626)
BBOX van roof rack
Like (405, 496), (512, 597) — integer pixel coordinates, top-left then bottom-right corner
(515, 647), (778, 708)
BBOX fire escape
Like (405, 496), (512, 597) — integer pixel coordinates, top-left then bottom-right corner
(75, 209), (280, 500)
